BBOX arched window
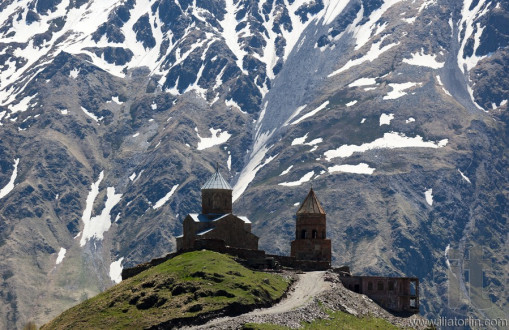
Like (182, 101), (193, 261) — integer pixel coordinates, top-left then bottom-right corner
(377, 281), (384, 291)
(301, 229), (307, 239)
(368, 282), (373, 291)
(312, 230), (318, 238)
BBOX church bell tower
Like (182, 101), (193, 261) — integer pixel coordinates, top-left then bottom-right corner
(291, 188), (331, 263)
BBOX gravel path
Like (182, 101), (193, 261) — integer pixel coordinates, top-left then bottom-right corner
(185, 271), (427, 329)
(249, 271), (329, 316)
(186, 271), (328, 329)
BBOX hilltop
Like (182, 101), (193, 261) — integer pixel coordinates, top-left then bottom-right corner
(43, 251), (426, 329)
(42, 251), (290, 329)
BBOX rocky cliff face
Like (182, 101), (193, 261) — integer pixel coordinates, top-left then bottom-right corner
(0, 0), (507, 328)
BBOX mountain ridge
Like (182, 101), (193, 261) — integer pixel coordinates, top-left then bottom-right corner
(0, 0), (507, 328)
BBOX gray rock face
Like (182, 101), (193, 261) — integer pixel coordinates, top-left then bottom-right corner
(0, 0), (507, 328)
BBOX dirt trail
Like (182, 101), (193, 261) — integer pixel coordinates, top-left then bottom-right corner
(189, 271), (329, 329)
(248, 271), (329, 316)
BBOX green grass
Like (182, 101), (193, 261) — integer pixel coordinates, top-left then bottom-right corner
(243, 309), (401, 330)
(42, 251), (290, 329)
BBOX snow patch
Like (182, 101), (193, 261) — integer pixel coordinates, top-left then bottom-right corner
(153, 184), (179, 209)
(0, 158), (19, 199)
(379, 113), (394, 126)
(425, 188), (433, 206)
(284, 105), (307, 126)
(457, 0), (489, 75)
(349, 77), (377, 87)
(436, 75), (452, 96)
(458, 169), (471, 184)
(321, 0), (349, 25)
(129, 173), (137, 181)
(109, 257), (124, 284)
(132, 133), (140, 138)
(403, 51), (444, 69)
(225, 98), (246, 114)
(292, 133), (309, 146)
(80, 172), (123, 247)
(329, 37), (399, 76)
(60, 109), (68, 115)
(8, 94), (37, 114)
(279, 171), (315, 187)
(56, 248), (66, 265)
(279, 165), (294, 176)
(81, 106), (100, 122)
(445, 244), (451, 270)
(350, 0), (405, 50)
(220, 0), (247, 74)
(69, 68), (80, 79)
(346, 100), (358, 107)
(111, 96), (123, 104)
(328, 163), (375, 175)
(383, 82), (421, 100)
(405, 117), (415, 123)
(324, 132), (448, 161)
(196, 127), (231, 150)
(292, 134), (323, 147)
(233, 130), (276, 202)
(291, 101), (329, 125)
(402, 16), (417, 24)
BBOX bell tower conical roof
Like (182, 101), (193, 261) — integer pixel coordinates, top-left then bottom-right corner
(297, 188), (326, 214)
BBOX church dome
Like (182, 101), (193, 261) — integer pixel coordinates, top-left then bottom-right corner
(201, 168), (232, 190)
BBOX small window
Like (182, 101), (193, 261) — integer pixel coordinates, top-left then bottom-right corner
(312, 230), (318, 238)
(301, 229), (307, 239)
(377, 281), (384, 291)
(368, 282), (373, 291)
(388, 281), (394, 291)
(410, 281), (417, 295)
(322, 231), (326, 238)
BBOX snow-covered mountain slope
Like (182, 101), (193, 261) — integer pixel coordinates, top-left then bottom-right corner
(0, 0), (507, 328)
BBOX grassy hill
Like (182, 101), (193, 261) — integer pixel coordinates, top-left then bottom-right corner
(42, 251), (290, 329)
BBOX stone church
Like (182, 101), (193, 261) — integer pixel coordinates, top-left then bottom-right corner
(176, 168), (259, 251)
(176, 167), (332, 266)
(127, 168), (419, 314)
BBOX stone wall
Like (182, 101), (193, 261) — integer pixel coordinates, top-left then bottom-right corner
(122, 239), (331, 280)
(290, 238), (331, 262)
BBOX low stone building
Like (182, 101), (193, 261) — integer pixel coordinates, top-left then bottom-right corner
(176, 168), (259, 251)
(291, 188), (332, 264)
(340, 275), (420, 313)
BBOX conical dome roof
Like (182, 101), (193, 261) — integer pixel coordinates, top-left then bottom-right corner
(297, 188), (326, 214)
(201, 168), (232, 190)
